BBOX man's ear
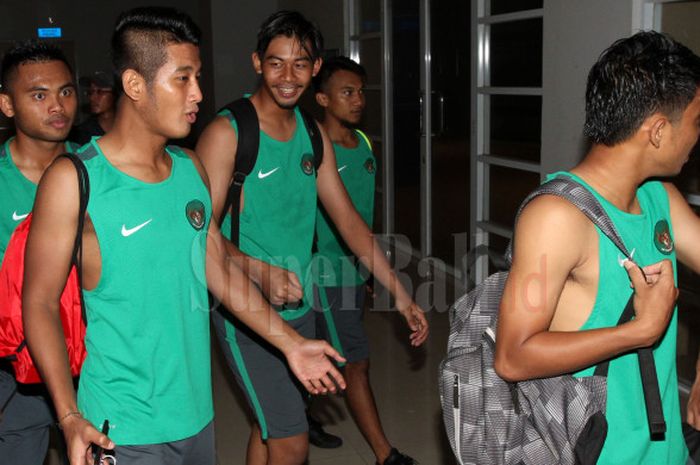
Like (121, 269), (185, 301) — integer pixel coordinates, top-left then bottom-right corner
(252, 52), (262, 75)
(315, 92), (329, 108)
(121, 69), (145, 101)
(0, 93), (14, 118)
(649, 115), (668, 149)
(311, 57), (323, 77)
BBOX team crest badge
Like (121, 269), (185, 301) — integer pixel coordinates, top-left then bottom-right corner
(653, 219), (674, 254)
(185, 200), (206, 231)
(300, 153), (315, 175)
(364, 158), (375, 174)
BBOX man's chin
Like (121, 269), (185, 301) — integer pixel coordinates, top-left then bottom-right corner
(275, 100), (298, 110)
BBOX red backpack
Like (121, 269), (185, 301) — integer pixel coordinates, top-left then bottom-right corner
(0, 153), (89, 383)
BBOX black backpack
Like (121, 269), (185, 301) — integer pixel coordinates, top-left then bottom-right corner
(218, 98), (324, 245)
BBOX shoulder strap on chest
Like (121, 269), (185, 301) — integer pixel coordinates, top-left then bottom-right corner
(219, 98), (260, 244)
(299, 108), (323, 171)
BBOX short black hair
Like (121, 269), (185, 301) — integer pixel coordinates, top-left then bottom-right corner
(584, 31), (700, 146)
(0, 40), (72, 92)
(313, 56), (366, 93)
(256, 10), (323, 61)
(112, 6), (201, 85)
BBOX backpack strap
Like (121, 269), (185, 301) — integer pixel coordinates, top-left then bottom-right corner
(219, 98), (260, 245)
(299, 108), (324, 171)
(508, 175), (666, 438)
(59, 153), (90, 323)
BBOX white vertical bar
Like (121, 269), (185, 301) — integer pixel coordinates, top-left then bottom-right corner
(382, 0), (394, 235)
(471, 0), (492, 285)
(420, 0), (432, 257)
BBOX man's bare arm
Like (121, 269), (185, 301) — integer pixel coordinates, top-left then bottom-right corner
(494, 195), (677, 382)
(195, 116), (303, 304)
(315, 126), (428, 346)
(665, 182), (700, 429)
(23, 158), (113, 464)
(186, 150), (346, 394)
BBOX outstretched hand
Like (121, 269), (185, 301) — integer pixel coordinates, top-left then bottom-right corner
(398, 301), (429, 347)
(60, 415), (114, 465)
(286, 339), (346, 395)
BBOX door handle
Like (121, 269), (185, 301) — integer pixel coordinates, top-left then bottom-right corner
(419, 91), (446, 137)
(433, 90), (445, 136)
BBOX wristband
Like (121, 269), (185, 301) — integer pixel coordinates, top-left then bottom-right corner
(57, 410), (82, 428)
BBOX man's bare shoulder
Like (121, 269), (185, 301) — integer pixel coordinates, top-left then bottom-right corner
(517, 194), (592, 233)
(512, 194), (595, 265)
(205, 113), (236, 134)
(196, 115), (237, 164)
(39, 156), (82, 194)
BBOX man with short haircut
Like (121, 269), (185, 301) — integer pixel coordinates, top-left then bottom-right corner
(22, 8), (344, 465)
(69, 70), (117, 145)
(0, 39), (78, 465)
(311, 56), (416, 464)
(495, 31), (700, 464)
(196, 11), (428, 465)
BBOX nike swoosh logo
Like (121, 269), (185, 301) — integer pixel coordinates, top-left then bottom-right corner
(258, 167), (280, 179)
(12, 211), (29, 221)
(337, 165), (348, 173)
(121, 219), (153, 237)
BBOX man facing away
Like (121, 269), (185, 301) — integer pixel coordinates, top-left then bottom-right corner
(310, 55), (417, 465)
(22, 7), (345, 465)
(0, 39), (78, 465)
(495, 31), (700, 464)
(195, 10), (428, 465)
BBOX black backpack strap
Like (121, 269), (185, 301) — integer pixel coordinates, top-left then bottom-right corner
(299, 108), (324, 172)
(219, 98), (260, 245)
(513, 175), (666, 438)
(59, 153), (90, 323)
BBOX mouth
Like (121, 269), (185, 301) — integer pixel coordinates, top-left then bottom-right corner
(275, 85), (302, 99)
(186, 110), (198, 124)
(47, 116), (69, 130)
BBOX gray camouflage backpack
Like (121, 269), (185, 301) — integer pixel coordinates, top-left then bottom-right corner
(439, 177), (665, 465)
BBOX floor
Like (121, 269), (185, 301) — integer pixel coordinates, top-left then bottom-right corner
(210, 283), (459, 465)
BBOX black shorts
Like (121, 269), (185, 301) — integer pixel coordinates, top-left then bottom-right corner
(313, 285), (369, 364)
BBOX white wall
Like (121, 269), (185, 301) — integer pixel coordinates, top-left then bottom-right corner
(208, 0), (278, 110)
(540, 0), (636, 175)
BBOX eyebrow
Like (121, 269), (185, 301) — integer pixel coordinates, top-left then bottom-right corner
(265, 55), (312, 62)
(27, 82), (75, 92)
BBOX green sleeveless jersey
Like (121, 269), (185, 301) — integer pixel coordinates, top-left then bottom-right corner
(312, 130), (375, 286)
(76, 140), (213, 445)
(219, 104), (318, 320)
(0, 137), (78, 259)
(548, 172), (687, 464)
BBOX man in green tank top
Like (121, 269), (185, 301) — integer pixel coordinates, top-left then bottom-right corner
(196, 11), (428, 465)
(309, 56), (416, 464)
(0, 40), (78, 465)
(495, 32), (700, 464)
(22, 8), (345, 465)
